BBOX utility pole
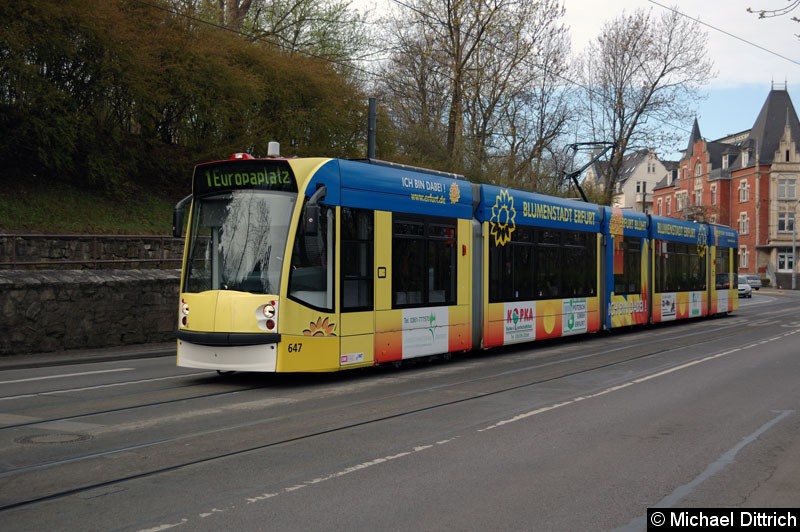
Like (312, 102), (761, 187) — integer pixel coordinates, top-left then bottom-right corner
(641, 181), (647, 213)
(793, 219), (796, 289)
(367, 98), (377, 159)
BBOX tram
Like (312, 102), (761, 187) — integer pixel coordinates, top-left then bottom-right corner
(173, 148), (738, 372)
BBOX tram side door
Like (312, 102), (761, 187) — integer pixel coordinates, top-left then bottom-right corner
(338, 208), (376, 368)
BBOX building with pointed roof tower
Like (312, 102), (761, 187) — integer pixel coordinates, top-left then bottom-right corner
(652, 83), (800, 288)
(582, 147), (675, 213)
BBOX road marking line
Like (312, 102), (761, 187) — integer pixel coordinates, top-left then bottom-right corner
(140, 329), (800, 532)
(0, 368), (133, 384)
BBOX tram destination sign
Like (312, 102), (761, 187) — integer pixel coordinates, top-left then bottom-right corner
(193, 159), (297, 195)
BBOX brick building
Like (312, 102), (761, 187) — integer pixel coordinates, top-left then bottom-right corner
(652, 85), (800, 288)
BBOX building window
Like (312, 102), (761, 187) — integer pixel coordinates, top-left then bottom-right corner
(778, 212), (796, 233)
(666, 197), (672, 215)
(694, 161), (702, 177)
(742, 150), (750, 167)
(711, 185), (717, 205)
(648, 162), (655, 173)
(778, 178), (796, 199)
(722, 155), (729, 169)
(657, 198), (663, 215)
(695, 189), (702, 206)
(676, 191), (688, 211)
(778, 249), (795, 272)
(739, 246), (748, 269)
(739, 213), (749, 235)
(710, 214), (717, 224)
(739, 180), (749, 202)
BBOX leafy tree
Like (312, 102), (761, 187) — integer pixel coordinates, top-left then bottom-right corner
(0, 0), (370, 199)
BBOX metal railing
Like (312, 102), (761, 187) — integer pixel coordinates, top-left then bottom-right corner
(0, 234), (183, 270)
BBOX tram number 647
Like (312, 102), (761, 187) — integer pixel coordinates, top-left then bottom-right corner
(287, 343), (303, 353)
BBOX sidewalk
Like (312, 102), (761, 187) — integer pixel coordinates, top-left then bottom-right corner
(0, 342), (175, 371)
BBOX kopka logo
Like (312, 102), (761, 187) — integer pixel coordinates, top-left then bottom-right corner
(507, 307), (534, 328)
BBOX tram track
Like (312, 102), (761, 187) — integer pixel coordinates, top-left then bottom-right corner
(0, 310), (783, 513)
(0, 374), (273, 431)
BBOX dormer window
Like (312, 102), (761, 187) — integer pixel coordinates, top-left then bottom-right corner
(722, 155), (729, 169)
(742, 150), (750, 167)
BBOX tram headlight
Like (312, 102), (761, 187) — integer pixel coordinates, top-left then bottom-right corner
(257, 302), (278, 332)
(180, 299), (189, 327)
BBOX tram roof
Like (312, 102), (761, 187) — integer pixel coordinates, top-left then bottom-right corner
(336, 159), (475, 219)
(476, 185), (603, 232)
(649, 214), (709, 245)
(709, 224), (738, 248)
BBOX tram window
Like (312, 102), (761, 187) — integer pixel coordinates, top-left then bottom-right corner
(536, 244), (561, 298)
(489, 227), (596, 302)
(714, 247), (733, 288)
(393, 215), (457, 308)
(489, 241), (514, 302)
(655, 240), (706, 293)
(563, 231), (596, 298)
(289, 200), (335, 311)
(613, 236), (642, 295)
(341, 208), (373, 311)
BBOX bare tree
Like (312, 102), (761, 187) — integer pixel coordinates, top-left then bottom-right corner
(378, 0), (571, 184)
(576, 8), (714, 205)
(747, 1), (800, 22)
(377, 23), (452, 166)
(218, 0), (254, 30)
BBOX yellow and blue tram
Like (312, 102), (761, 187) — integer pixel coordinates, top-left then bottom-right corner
(173, 152), (738, 372)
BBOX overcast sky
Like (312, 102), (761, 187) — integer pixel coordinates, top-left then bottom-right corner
(562, 0), (800, 152)
(564, 0), (800, 87)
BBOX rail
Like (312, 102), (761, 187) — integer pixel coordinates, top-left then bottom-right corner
(0, 234), (183, 270)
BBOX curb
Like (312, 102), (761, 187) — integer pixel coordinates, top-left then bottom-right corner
(0, 343), (175, 371)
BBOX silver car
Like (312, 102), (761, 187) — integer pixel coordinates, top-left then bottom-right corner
(745, 274), (762, 290)
(738, 275), (752, 298)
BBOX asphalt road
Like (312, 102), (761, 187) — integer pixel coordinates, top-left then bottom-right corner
(1, 291), (798, 531)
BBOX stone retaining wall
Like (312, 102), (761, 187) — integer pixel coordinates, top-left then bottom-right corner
(0, 235), (183, 270)
(0, 269), (180, 356)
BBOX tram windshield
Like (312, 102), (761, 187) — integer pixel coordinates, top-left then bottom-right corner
(183, 190), (296, 294)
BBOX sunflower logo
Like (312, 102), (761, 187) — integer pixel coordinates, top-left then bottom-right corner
(490, 189), (516, 246)
(302, 317), (337, 337)
(449, 182), (460, 204)
(696, 225), (708, 258)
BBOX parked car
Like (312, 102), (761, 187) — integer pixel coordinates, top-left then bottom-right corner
(745, 274), (762, 290)
(738, 275), (753, 298)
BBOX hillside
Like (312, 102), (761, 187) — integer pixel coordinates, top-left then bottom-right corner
(0, 179), (180, 235)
